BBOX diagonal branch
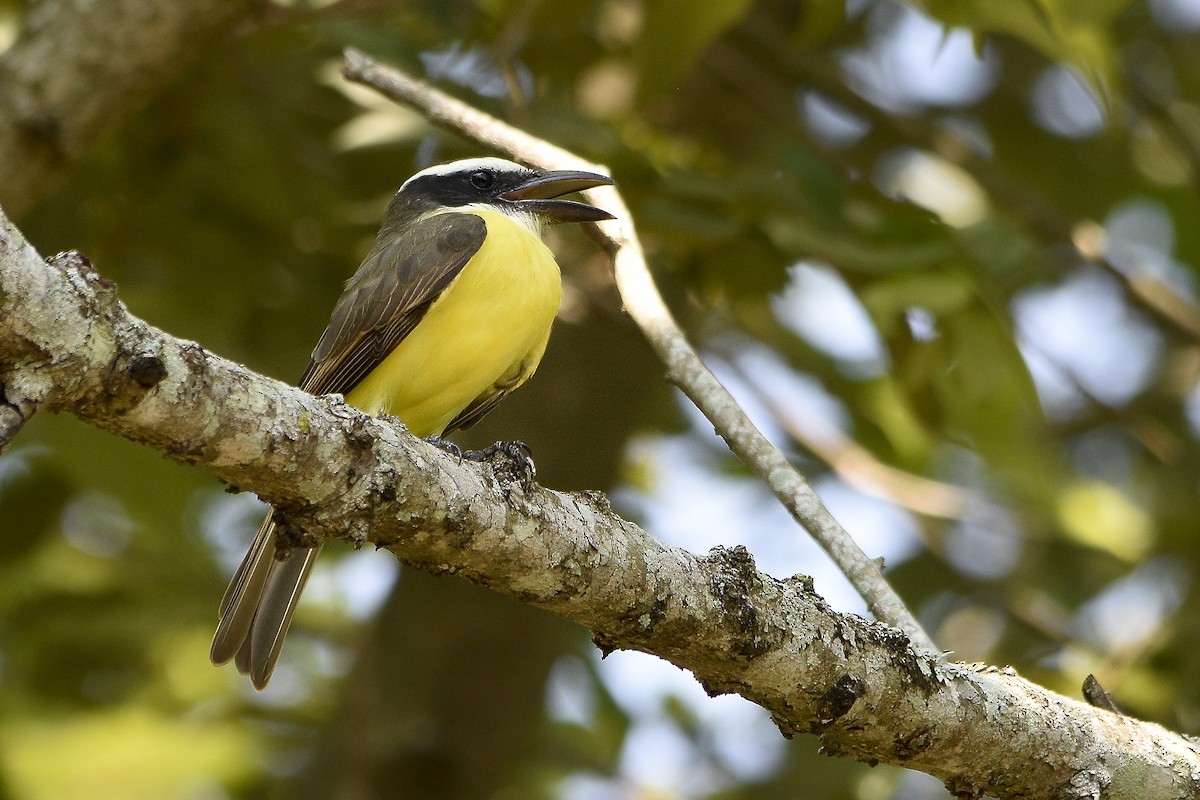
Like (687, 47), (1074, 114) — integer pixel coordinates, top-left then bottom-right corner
(1, 194), (1197, 799)
(720, 353), (977, 521)
(339, 47), (936, 653)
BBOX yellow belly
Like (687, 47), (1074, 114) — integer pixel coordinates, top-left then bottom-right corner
(345, 209), (562, 437)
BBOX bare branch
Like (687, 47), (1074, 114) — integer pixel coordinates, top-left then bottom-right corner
(340, 47), (937, 653)
(1, 197), (1198, 799)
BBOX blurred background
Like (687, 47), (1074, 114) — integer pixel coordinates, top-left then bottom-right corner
(1, 0), (1199, 797)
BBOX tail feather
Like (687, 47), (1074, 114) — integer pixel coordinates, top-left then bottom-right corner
(248, 543), (321, 689)
(234, 631), (254, 676)
(211, 510), (321, 689)
(211, 513), (277, 666)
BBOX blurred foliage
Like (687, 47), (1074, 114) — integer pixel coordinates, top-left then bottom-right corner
(3, 0), (1200, 798)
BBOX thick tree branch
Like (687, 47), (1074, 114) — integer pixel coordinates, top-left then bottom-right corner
(339, 46), (937, 654)
(0, 0), (263, 221)
(1, 202), (1198, 798)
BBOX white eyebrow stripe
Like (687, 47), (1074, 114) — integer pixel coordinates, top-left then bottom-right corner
(399, 157), (530, 191)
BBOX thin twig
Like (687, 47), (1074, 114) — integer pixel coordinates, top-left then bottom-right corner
(720, 354), (975, 521)
(340, 47), (938, 652)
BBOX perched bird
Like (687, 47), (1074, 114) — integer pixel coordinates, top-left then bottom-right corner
(210, 157), (614, 688)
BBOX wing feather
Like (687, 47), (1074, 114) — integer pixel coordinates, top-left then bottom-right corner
(444, 388), (512, 434)
(298, 213), (486, 395)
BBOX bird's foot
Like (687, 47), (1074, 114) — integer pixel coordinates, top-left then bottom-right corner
(463, 440), (537, 490)
(424, 435), (464, 461)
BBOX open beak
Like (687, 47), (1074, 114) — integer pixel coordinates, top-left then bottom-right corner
(499, 169), (616, 224)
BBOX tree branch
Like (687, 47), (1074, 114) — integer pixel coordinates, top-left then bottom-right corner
(0, 0), (263, 221)
(339, 46), (937, 654)
(720, 352), (977, 521)
(1, 200), (1198, 798)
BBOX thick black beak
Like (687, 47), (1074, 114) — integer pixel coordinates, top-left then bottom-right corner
(499, 169), (616, 224)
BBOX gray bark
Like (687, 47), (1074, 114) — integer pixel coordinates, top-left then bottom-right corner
(2, 210), (1199, 799)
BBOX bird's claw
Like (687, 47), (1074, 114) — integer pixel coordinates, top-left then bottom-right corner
(463, 440), (536, 490)
(425, 437), (536, 490)
(424, 435), (464, 462)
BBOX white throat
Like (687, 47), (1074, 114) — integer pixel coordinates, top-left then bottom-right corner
(459, 202), (544, 237)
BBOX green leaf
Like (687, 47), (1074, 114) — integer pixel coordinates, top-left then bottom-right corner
(913, 0), (1130, 103)
(636, 0), (753, 100)
(861, 270), (977, 331)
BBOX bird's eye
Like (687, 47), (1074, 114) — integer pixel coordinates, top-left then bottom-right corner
(469, 170), (495, 190)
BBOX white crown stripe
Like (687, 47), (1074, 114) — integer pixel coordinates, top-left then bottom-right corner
(398, 158), (530, 191)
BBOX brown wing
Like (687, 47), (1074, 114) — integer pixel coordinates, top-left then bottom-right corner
(443, 387), (512, 434)
(297, 212), (487, 395)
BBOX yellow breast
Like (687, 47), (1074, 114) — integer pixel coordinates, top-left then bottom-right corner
(345, 208), (562, 436)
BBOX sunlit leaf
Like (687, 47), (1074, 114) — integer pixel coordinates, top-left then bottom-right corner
(1056, 481), (1154, 562)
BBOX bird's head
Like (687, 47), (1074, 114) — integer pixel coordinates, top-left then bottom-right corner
(390, 157), (615, 227)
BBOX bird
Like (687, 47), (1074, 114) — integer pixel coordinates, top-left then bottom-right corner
(210, 157), (615, 688)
